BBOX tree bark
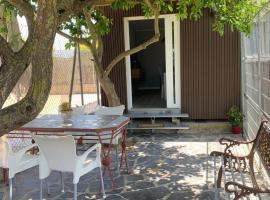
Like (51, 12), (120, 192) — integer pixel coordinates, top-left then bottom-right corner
(0, 0), (58, 135)
(6, 10), (24, 51)
(0, 5), (8, 39)
(99, 75), (120, 106)
(0, 1), (35, 108)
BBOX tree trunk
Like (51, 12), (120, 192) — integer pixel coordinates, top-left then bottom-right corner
(99, 75), (120, 106)
(7, 10), (24, 51)
(0, 57), (29, 108)
(0, 7), (32, 108)
(0, 0), (58, 135)
(0, 6), (7, 39)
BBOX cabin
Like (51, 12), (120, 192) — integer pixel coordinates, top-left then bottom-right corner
(100, 7), (240, 123)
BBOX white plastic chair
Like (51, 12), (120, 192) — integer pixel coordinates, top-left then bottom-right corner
(94, 105), (125, 143)
(94, 105), (125, 116)
(82, 105), (125, 168)
(68, 105), (125, 154)
(33, 135), (105, 200)
(0, 135), (39, 200)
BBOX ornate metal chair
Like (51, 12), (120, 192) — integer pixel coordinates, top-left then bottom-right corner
(211, 121), (270, 200)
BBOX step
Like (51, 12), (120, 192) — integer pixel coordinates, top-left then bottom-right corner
(126, 109), (189, 119)
(126, 112), (189, 119)
(128, 121), (190, 130)
(128, 108), (181, 115)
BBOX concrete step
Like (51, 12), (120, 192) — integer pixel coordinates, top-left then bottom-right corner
(128, 121), (190, 130)
(126, 112), (189, 119)
(127, 108), (189, 119)
(128, 108), (182, 115)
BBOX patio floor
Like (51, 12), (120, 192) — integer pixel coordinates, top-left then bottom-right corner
(0, 131), (267, 200)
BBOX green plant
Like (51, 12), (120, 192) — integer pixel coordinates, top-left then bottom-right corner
(60, 102), (72, 112)
(227, 106), (244, 127)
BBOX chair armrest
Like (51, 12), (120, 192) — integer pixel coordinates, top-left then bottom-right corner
(219, 138), (254, 155)
(16, 143), (38, 157)
(77, 143), (101, 163)
(219, 138), (254, 146)
(225, 181), (269, 200)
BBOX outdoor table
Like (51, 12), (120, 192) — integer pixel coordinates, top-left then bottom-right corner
(17, 114), (130, 190)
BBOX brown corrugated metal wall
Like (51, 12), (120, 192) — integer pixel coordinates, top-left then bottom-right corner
(102, 8), (240, 119)
(101, 7), (142, 107)
(180, 10), (240, 119)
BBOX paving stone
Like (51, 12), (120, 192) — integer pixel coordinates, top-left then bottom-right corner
(0, 131), (255, 200)
(126, 181), (155, 191)
(167, 191), (196, 200)
(122, 186), (169, 200)
(126, 174), (144, 182)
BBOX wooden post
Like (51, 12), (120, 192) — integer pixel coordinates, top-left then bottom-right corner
(69, 46), (77, 105)
(77, 44), (84, 105)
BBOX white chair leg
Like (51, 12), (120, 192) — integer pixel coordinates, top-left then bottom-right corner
(9, 178), (13, 200)
(40, 179), (43, 200)
(99, 166), (106, 199)
(45, 179), (50, 195)
(74, 183), (77, 200)
(60, 172), (64, 193)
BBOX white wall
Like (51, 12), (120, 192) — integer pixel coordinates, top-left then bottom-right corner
(242, 12), (270, 140)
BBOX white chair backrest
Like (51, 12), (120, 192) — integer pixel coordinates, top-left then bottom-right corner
(33, 135), (77, 172)
(71, 102), (98, 115)
(71, 106), (84, 115)
(94, 105), (125, 116)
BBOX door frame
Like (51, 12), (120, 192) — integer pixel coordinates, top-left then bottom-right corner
(124, 14), (181, 110)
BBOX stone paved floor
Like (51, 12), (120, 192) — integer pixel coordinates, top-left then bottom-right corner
(0, 131), (267, 200)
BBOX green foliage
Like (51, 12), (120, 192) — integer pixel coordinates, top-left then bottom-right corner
(175, 0), (264, 36)
(141, 4), (154, 18)
(0, 0), (37, 17)
(2, 0), (264, 49)
(91, 10), (111, 36)
(61, 10), (111, 49)
(154, 0), (173, 13)
(227, 105), (244, 127)
(112, 0), (137, 10)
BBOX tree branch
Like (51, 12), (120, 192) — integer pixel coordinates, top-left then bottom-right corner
(74, 0), (114, 10)
(104, 0), (160, 77)
(8, 0), (35, 59)
(57, 30), (92, 47)
(0, 35), (14, 58)
(0, 57), (30, 108)
(0, 0), (58, 135)
(8, 0), (35, 32)
(83, 7), (104, 63)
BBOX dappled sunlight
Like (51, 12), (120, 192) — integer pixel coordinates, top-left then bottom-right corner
(0, 132), (236, 200)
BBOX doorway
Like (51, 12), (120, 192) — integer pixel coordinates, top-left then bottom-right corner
(129, 19), (166, 108)
(124, 15), (181, 110)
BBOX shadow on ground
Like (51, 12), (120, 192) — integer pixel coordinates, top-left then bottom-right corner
(0, 131), (242, 200)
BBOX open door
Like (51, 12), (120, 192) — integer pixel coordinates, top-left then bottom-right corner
(124, 15), (180, 110)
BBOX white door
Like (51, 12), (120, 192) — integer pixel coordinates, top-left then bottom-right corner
(165, 16), (181, 108)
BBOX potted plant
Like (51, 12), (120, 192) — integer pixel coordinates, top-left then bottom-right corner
(59, 102), (73, 121)
(227, 105), (244, 134)
(59, 102), (73, 112)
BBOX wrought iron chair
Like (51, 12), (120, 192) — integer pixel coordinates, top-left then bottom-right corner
(211, 121), (270, 200)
